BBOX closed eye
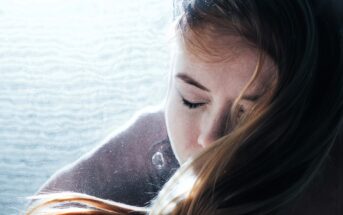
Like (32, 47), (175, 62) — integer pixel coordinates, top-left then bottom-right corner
(181, 98), (206, 109)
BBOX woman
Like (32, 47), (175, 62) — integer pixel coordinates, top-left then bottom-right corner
(27, 0), (342, 214)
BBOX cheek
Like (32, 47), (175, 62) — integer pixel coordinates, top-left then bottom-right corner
(165, 89), (200, 160)
(166, 90), (192, 142)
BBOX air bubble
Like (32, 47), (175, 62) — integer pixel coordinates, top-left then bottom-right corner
(152, 151), (165, 170)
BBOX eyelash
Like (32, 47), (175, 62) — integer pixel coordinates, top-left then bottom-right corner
(180, 95), (247, 114)
(181, 98), (205, 109)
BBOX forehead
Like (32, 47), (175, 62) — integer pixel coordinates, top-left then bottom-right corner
(173, 35), (277, 98)
(177, 27), (251, 63)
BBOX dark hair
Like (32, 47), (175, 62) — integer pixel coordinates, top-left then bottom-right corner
(160, 0), (342, 213)
(27, 1), (342, 214)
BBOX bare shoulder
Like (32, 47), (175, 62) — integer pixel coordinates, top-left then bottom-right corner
(92, 105), (168, 173)
(38, 105), (168, 200)
(100, 105), (168, 153)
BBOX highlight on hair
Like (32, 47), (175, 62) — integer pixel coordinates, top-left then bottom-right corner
(26, 0), (342, 214)
(149, 0), (342, 214)
(26, 192), (147, 215)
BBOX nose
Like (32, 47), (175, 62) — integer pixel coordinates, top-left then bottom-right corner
(197, 111), (230, 148)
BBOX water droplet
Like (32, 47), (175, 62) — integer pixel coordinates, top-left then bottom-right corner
(152, 152), (165, 170)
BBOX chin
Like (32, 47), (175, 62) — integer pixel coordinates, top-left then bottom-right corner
(178, 150), (201, 165)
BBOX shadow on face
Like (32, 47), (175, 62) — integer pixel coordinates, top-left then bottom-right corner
(165, 33), (277, 164)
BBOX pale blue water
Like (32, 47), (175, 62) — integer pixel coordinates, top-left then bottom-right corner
(0, 1), (172, 214)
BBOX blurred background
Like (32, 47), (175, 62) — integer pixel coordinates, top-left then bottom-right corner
(0, 0), (172, 213)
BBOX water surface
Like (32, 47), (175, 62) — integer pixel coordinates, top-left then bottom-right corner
(0, 1), (172, 213)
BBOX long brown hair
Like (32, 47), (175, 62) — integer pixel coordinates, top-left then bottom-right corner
(27, 0), (342, 214)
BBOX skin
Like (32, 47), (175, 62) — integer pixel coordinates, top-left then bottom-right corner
(165, 35), (277, 164)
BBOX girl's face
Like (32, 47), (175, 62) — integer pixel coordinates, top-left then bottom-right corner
(165, 35), (276, 164)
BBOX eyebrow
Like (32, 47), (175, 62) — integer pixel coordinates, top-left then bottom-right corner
(241, 94), (262, 102)
(176, 73), (263, 102)
(176, 73), (210, 92)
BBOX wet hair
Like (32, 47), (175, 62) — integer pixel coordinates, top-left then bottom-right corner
(27, 0), (342, 214)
